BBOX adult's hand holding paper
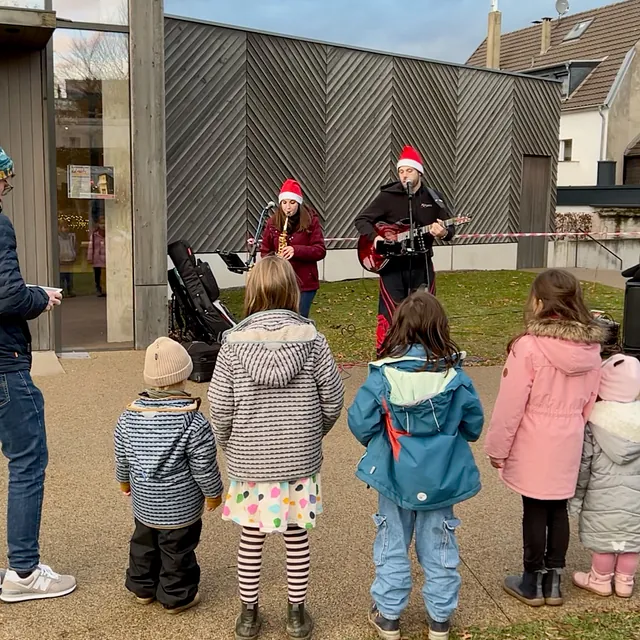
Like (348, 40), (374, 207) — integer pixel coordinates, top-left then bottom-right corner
(27, 285), (63, 294)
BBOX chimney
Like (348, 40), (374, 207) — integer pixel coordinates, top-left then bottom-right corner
(541, 17), (552, 55)
(486, 1), (502, 69)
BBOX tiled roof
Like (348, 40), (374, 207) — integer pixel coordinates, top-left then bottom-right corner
(467, 0), (640, 111)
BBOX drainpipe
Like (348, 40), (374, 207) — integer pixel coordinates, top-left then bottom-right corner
(598, 105), (607, 162)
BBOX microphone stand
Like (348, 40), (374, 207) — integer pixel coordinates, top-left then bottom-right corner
(216, 202), (274, 274)
(407, 183), (415, 294)
(245, 204), (271, 270)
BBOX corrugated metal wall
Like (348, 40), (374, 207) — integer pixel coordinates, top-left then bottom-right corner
(165, 17), (561, 253)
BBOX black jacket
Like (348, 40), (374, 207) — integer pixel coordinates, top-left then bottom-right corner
(354, 180), (455, 250)
(0, 212), (49, 372)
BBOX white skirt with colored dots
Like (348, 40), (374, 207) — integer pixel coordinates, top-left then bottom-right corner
(221, 474), (323, 533)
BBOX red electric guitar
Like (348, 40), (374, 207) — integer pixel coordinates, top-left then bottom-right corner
(357, 216), (472, 273)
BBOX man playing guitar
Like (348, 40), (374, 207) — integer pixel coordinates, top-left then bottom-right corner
(354, 145), (455, 353)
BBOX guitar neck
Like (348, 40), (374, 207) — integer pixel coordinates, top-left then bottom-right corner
(395, 217), (460, 244)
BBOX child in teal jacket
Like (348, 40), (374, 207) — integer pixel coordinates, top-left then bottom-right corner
(348, 291), (484, 640)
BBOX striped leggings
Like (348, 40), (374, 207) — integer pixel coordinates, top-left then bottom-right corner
(238, 526), (310, 604)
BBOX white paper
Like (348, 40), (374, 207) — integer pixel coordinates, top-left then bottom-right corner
(27, 285), (63, 294)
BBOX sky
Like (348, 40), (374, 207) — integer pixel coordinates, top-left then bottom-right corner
(163, 0), (611, 63)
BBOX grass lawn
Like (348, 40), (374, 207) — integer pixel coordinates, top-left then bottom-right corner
(220, 270), (625, 365)
(450, 611), (640, 639)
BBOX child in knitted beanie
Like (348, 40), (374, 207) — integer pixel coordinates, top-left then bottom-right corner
(570, 354), (640, 598)
(115, 337), (223, 614)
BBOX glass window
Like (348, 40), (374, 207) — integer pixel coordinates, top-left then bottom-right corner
(53, 0), (128, 25)
(54, 29), (133, 350)
(0, 1), (45, 7)
(559, 139), (573, 162)
(564, 19), (594, 42)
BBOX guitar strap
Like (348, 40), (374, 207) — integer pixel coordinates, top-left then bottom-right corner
(422, 187), (454, 267)
(425, 187), (454, 219)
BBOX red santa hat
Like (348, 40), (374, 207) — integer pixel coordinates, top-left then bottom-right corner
(279, 179), (303, 205)
(397, 145), (424, 174)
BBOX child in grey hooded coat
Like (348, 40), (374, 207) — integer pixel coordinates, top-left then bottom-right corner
(569, 354), (640, 598)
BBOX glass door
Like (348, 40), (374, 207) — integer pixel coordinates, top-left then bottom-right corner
(53, 29), (133, 350)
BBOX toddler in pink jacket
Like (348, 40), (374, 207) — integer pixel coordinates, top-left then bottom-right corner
(485, 269), (603, 608)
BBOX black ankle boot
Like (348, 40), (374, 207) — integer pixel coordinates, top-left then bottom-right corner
(287, 602), (313, 639)
(503, 571), (545, 607)
(543, 568), (564, 606)
(368, 605), (400, 640)
(427, 616), (451, 640)
(235, 602), (261, 640)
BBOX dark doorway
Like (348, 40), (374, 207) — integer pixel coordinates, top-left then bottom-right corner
(624, 155), (640, 185)
(517, 155), (551, 269)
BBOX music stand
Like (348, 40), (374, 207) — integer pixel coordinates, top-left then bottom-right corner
(216, 251), (249, 275)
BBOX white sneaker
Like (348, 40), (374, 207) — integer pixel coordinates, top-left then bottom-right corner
(0, 564), (76, 602)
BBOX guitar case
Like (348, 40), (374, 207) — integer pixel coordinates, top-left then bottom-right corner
(168, 241), (236, 376)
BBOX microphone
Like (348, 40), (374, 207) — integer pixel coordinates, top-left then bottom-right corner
(266, 201), (276, 209)
(405, 179), (413, 195)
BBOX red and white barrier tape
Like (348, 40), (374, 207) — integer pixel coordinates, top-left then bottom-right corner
(450, 230), (640, 240)
(246, 230), (640, 245)
(327, 231), (640, 242)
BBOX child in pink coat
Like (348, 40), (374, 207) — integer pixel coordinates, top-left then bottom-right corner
(485, 269), (604, 608)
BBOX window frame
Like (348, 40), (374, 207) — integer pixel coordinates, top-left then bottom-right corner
(563, 19), (594, 42)
(45, 0), (129, 31)
(559, 139), (573, 162)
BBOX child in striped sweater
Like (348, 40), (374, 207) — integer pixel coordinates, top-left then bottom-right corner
(209, 256), (344, 640)
(115, 337), (223, 614)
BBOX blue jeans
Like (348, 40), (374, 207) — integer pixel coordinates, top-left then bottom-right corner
(371, 494), (461, 623)
(0, 372), (48, 571)
(299, 290), (317, 318)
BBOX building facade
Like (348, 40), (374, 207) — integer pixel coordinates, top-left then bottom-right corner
(0, 0), (166, 353)
(164, 16), (562, 289)
(468, 0), (640, 188)
(0, 5), (562, 353)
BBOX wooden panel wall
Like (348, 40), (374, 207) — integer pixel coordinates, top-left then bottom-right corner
(0, 49), (54, 351)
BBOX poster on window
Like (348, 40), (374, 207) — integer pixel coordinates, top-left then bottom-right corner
(67, 165), (115, 200)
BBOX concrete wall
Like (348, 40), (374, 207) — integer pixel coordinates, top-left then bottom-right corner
(130, 0), (168, 348)
(606, 44), (640, 184)
(549, 238), (640, 271)
(557, 109), (604, 186)
(550, 204), (640, 271)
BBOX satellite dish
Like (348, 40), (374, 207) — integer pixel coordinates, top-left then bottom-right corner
(556, 0), (570, 16)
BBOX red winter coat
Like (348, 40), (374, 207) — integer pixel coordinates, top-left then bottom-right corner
(260, 213), (326, 292)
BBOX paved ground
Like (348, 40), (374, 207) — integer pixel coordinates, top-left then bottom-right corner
(1, 353), (639, 640)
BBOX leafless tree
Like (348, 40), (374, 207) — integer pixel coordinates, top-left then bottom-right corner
(54, 0), (129, 85)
